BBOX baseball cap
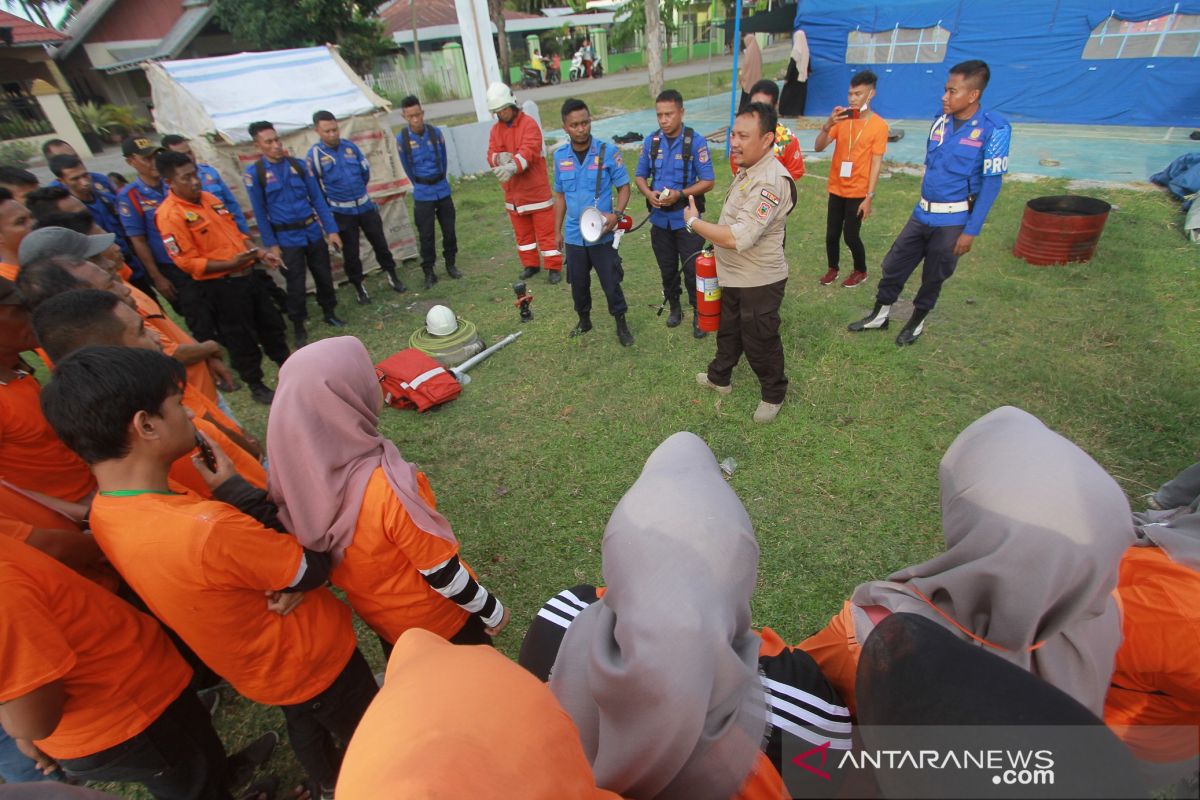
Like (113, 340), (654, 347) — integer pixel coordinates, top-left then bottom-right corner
(122, 136), (161, 158)
(0, 275), (22, 306)
(160, 134), (189, 148)
(18, 226), (115, 267)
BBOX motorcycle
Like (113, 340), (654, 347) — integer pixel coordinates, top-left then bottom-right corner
(519, 64), (560, 88)
(568, 50), (604, 81)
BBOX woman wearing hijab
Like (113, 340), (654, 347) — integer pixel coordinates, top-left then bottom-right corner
(799, 406), (1134, 719)
(779, 29), (810, 117)
(267, 337), (510, 656)
(738, 34), (763, 114)
(337, 628), (622, 800)
(519, 432), (852, 800)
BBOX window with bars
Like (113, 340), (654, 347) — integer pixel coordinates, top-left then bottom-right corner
(1082, 11), (1200, 59)
(846, 25), (950, 64)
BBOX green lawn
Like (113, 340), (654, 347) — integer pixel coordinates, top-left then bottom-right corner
(98, 151), (1199, 796)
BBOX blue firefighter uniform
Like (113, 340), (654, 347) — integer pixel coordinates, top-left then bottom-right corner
(196, 163), (248, 233)
(396, 125), (457, 281)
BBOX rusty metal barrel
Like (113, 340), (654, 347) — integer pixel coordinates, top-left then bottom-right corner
(1013, 195), (1112, 266)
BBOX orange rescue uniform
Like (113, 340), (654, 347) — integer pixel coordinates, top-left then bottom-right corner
(155, 191), (252, 282)
(0, 535), (192, 760)
(128, 283), (219, 403)
(90, 489), (356, 707)
(0, 369), (95, 503)
(487, 110), (562, 272)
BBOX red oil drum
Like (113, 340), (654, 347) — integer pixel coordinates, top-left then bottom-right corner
(1013, 195), (1112, 266)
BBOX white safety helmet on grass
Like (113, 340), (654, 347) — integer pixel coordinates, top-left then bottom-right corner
(425, 305), (458, 337)
(486, 82), (517, 113)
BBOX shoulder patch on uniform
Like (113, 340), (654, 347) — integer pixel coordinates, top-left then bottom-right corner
(756, 200), (773, 220)
(120, 204), (132, 216)
(345, 148), (354, 157)
(970, 128), (982, 139)
(242, 173), (253, 186)
(698, 148), (709, 164)
(163, 235), (180, 256)
(760, 188), (780, 205)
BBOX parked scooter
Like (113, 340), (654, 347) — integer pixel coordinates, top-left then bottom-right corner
(568, 50), (604, 81)
(519, 64), (560, 88)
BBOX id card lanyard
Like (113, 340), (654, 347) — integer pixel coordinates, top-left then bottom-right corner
(841, 114), (867, 179)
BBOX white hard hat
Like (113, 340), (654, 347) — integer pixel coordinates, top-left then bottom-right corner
(486, 82), (517, 113)
(425, 305), (458, 337)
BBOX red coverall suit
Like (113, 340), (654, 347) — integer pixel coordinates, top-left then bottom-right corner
(487, 110), (562, 272)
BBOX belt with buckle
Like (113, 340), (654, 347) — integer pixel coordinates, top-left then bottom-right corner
(272, 214), (317, 232)
(328, 195), (372, 211)
(919, 197), (969, 214)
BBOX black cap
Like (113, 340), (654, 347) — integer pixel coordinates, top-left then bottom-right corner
(121, 136), (161, 158)
(160, 134), (189, 148)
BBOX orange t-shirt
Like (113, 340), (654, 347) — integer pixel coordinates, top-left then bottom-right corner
(331, 468), (470, 643)
(0, 261), (16, 280)
(167, 416), (266, 498)
(130, 284), (219, 403)
(182, 383), (244, 446)
(0, 481), (80, 542)
(156, 191), (251, 281)
(1105, 546), (1200, 762)
(797, 600), (861, 716)
(0, 535), (191, 760)
(89, 489), (355, 706)
(0, 370), (96, 502)
(826, 113), (889, 198)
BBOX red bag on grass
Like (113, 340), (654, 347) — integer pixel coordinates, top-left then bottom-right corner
(375, 348), (461, 412)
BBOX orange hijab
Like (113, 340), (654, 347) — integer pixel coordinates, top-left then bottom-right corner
(337, 628), (622, 799)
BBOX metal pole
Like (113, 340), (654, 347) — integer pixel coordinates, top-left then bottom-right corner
(727, 0), (743, 156)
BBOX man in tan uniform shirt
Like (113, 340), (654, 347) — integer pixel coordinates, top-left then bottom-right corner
(684, 102), (796, 424)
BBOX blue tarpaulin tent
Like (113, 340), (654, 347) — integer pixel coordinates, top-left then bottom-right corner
(792, 1), (1200, 126)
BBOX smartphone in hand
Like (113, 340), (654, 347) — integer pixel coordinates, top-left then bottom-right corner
(195, 432), (217, 473)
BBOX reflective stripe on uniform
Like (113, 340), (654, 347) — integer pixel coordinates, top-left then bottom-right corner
(516, 241), (538, 251)
(514, 199), (554, 214)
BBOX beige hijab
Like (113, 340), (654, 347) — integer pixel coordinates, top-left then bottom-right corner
(790, 30), (810, 80)
(739, 34), (763, 92)
(550, 433), (767, 800)
(851, 407), (1133, 717)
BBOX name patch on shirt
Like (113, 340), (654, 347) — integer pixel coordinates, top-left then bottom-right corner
(559, 159), (575, 171)
(760, 189), (781, 206)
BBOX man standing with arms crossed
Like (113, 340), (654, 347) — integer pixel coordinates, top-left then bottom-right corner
(685, 103), (796, 424)
(486, 83), (563, 284)
(245, 120), (346, 350)
(848, 60), (1009, 345)
(814, 70), (888, 289)
(634, 89), (714, 338)
(397, 96), (459, 290)
(309, 110), (407, 303)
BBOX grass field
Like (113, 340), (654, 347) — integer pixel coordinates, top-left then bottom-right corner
(96, 146), (1199, 796)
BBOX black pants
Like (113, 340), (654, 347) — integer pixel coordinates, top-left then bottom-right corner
(333, 208), (396, 284)
(566, 243), (627, 317)
(650, 225), (704, 307)
(280, 238), (337, 323)
(280, 648), (377, 792)
(875, 218), (964, 312)
(377, 614), (493, 662)
(201, 273), (290, 385)
(825, 194), (867, 272)
(160, 262), (217, 343)
(707, 279), (788, 403)
(59, 690), (230, 800)
(412, 197), (458, 271)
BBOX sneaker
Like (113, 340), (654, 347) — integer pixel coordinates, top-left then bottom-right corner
(819, 268), (839, 285)
(753, 401), (782, 424)
(547, 270), (562, 285)
(696, 372), (732, 395)
(323, 314), (346, 328)
(248, 382), (275, 405)
(353, 283), (370, 305)
(520, 267), (541, 280)
(841, 271), (868, 288)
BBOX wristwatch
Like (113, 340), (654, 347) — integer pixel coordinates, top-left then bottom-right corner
(866, 192), (876, 198)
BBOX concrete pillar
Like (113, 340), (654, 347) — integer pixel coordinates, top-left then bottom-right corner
(589, 27), (609, 73)
(29, 78), (89, 157)
(443, 42), (469, 99)
(453, 0), (502, 123)
(525, 34), (541, 60)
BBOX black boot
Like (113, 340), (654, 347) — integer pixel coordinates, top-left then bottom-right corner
(692, 309), (707, 339)
(895, 309), (930, 346)
(520, 266), (541, 280)
(323, 313), (346, 328)
(569, 313), (592, 337)
(547, 270), (562, 285)
(446, 264), (463, 279)
(384, 269), (406, 293)
(248, 381), (275, 405)
(352, 282), (370, 305)
(615, 315), (634, 347)
(292, 321), (308, 349)
(848, 302), (891, 332)
(422, 268), (438, 290)
(665, 298), (682, 328)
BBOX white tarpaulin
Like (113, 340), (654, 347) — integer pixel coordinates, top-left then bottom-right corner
(145, 46), (417, 275)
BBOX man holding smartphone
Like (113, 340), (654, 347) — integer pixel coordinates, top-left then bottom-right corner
(155, 150), (290, 405)
(813, 70), (888, 288)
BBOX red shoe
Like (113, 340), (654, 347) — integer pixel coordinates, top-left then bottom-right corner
(841, 270), (868, 288)
(819, 268), (839, 285)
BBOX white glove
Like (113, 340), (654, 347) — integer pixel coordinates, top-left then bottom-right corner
(496, 152), (515, 165)
(491, 162), (518, 183)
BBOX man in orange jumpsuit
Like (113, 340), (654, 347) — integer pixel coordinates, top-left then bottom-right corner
(485, 83), (563, 284)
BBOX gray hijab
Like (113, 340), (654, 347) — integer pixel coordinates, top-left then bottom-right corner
(549, 432), (767, 800)
(851, 407), (1133, 717)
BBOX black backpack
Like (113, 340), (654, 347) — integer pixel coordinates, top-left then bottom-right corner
(646, 126), (706, 214)
(399, 127), (447, 185)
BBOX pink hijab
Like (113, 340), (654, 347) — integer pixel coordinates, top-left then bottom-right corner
(267, 337), (455, 561)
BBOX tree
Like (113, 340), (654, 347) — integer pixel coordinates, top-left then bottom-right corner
(488, 0), (511, 84)
(211, 0), (395, 73)
(644, 0), (663, 98)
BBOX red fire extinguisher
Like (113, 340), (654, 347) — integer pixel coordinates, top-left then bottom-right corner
(695, 247), (720, 332)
